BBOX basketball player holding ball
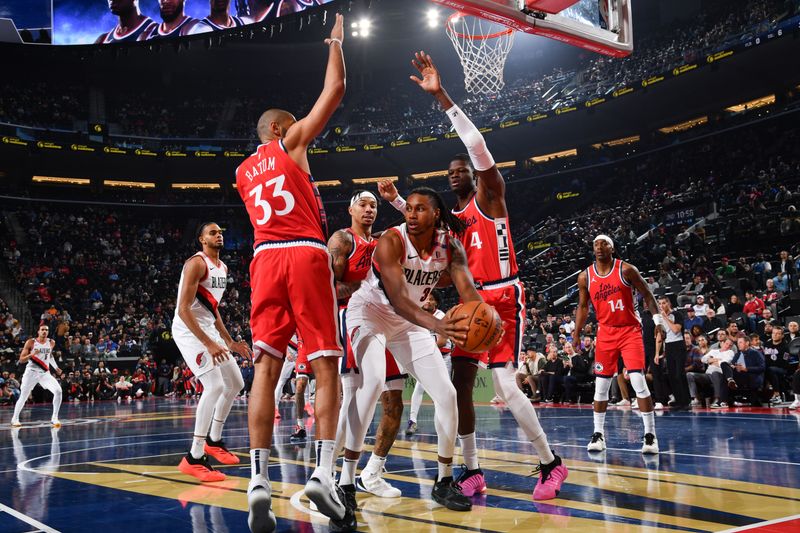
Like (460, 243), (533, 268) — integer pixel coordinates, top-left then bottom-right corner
(385, 52), (567, 501)
(345, 188), (476, 519)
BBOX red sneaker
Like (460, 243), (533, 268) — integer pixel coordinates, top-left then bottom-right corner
(204, 438), (240, 465)
(179, 453), (226, 482)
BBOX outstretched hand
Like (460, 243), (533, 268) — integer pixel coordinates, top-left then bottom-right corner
(377, 179), (399, 202)
(410, 51), (442, 94)
(325, 13), (344, 46)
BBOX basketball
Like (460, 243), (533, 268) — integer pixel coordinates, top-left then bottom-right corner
(446, 300), (503, 353)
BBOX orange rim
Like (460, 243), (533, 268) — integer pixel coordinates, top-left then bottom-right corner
(446, 12), (514, 41)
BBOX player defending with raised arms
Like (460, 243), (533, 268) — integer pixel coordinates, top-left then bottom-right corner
(388, 52), (567, 501)
(344, 188), (475, 525)
(173, 222), (249, 482)
(235, 14), (346, 532)
(10, 325), (62, 427)
(573, 235), (661, 454)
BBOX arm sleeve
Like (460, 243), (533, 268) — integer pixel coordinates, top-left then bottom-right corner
(445, 105), (495, 171)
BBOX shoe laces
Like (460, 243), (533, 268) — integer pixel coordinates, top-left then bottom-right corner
(644, 433), (656, 445)
(455, 464), (470, 483)
(590, 432), (603, 443)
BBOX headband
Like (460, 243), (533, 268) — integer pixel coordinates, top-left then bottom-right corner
(593, 234), (614, 248)
(350, 191), (378, 207)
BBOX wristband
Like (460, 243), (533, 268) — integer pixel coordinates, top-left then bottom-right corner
(328, 38), (342, 46)
(390, 196), (406, 212)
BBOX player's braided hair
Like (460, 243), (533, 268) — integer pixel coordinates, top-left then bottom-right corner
(408, 187), (467, 235)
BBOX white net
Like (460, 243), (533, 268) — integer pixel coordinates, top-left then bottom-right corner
(446, 14), (515, 95)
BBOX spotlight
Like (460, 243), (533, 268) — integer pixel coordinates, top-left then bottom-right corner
(426, 7), (440, 29)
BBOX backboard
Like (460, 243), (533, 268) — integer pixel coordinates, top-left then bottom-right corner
(429, 0), (633, 57)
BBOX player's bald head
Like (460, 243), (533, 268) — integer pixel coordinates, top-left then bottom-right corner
(257, 109), (296, 142)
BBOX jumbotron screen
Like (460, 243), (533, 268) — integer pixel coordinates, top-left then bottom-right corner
(47, 0), (334, 45)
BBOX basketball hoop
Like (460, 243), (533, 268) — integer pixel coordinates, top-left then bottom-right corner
(446, 12), (515, 95)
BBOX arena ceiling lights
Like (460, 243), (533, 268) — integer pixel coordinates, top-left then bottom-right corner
(352, 176), (397, 184)
(529, 148), (577, 163)
(315, 180), (343, 187)
(171, 183), (221, 190)
(103, 180), (156, 189)
(724, 95), (776, 113)
(658, 117), (709, 134)
(591, 135), (640, 149)
(32, 176), (90, 186)
(351, 18), (372, 38)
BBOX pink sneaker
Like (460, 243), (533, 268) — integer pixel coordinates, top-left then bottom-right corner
(532, 456), (568, 501)
(455, 467), (486, 497)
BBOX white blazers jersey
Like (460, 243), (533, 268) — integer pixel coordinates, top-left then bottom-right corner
(351, 223), (451, 314)
(27, 338), (55, 373)
(173, 252), (228, 334)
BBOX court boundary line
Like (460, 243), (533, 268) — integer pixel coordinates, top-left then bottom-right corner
(0, 502), (60, 533)
(715, 513), (800, 532)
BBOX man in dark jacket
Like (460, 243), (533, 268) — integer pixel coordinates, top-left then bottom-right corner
(729, 336), (766, 406)
(763, 327), (794, 405)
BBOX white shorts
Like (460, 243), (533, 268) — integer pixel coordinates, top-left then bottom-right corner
(21, 369), (61, 395)
(173, 326), (227, 378)
(347, 301), (440, 369)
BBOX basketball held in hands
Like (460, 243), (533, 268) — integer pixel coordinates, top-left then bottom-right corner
(446, 301), (503, 353)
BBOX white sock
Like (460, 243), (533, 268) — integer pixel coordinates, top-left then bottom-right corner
(532, 435), (555, 465)
(315, 440), (335, 471)
(250, 448), (270, 480)
(593, 411), (606, 434)
(795, 394), (800, 401)
(362, 453), (386, 476)
(438, 461), (452, 480)
(458, 433), (479, 470)
(190, 436), (206, 459)
(339, 458), (358, 486)
(296, 418), (303, 428)
(209, 418), (224, 442)
(642, 410), (656, 436)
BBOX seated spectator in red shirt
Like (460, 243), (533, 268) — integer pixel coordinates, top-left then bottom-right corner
(743, 290), (766, 332)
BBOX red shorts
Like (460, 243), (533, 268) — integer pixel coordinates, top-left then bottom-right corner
(451, 280), (526, 369)
(594, 324), (645, 377)
(249, 243), (342, 362)
(339, 307), (405, 382)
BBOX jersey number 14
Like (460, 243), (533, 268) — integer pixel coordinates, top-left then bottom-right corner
(609, 299), (625, 312)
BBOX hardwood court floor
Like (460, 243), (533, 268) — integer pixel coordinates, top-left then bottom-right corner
(2, 397), (800, 532)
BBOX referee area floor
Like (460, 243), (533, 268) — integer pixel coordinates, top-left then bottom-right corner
(2, 397), (800, 532)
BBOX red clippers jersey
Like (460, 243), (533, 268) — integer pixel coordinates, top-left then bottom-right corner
(236, 140), (328, 244)
(587, 259), (641, 327)
(339, 228), (377, 306)
(452, 195), (518, 283)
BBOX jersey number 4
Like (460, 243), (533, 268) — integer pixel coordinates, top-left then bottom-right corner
(249, 175), (295, 225)
(609, 299), (625, 312)
(469, 232), (483, 250)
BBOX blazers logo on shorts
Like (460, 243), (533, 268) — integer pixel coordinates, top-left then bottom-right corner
(594, 362), (604, 373)
(298, 363), (307, 371)
(196, 352), (205, 367)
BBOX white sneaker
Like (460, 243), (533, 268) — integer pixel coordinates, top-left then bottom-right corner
(10, 419), (21, 427)
(587, 432), (606, 452)
(631, 400), (639, 410)
(654, 402), (665, 410)
(356, 468), (401, 498)
(304, 468), (345, 520)
(248, 478), (277, 533)
(789, 399), (800, 409)
(641, 433), (659, 454)
(690, 399), (702, 407)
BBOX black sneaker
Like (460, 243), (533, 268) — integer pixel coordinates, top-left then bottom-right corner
(290, 426), (307, 442)
(432, 476), (472, 511)
(329, 484), (357, 532)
